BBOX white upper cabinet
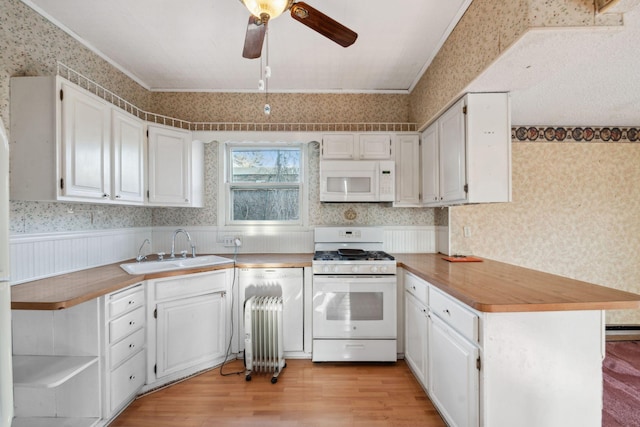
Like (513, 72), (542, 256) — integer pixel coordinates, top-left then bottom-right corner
(359, 134), (392, 159)
(111, 109), (146, 204)
(147, 124), (203, 207)
(421, 93), (511, 206)
(10, 76), (146, 205)
(421, 123), (439, 204)
(60, 82), (111, 200)
(393, 134), (421, 206)
(321, 134), (356, 159)
(321, 133), (392, 160)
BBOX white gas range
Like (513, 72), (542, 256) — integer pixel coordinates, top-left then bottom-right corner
(311, 227), (397, 362)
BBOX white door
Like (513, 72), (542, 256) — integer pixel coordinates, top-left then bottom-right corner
(404, 292), (428, 387)
(394, 134), (420, 205)
(321, 134), (355, 159)
(155, 292), (226, 379)
(438, 98), (467, 203)
(428, 313), (479, 427)
(148, 125), (191, 206)
(112, 109), (145, 204)
(421, 122), (440, 204)
(359, 134), (392, 159)
(60, 82), (111, 200)
(239, 268), (304, 353)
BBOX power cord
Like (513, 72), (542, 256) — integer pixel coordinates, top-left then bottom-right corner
(219, 241), (245, 376)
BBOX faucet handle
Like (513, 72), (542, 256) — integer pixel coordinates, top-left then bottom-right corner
(180, 250), (188, 258)
(157, 252), (165, 261)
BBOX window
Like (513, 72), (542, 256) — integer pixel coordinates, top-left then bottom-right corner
(225, 143), (305, 225)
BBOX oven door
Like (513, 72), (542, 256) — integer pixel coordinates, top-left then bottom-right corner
(312, 275), (397, 339)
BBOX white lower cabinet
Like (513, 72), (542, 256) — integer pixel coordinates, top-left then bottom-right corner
(428, 313), (479, 427)
(403, 270), (480, 427)
(103, 283), (146, 419)
(146, 269), (231, 389)
(402, 269), (606, 427)
(404, 273), (429, 386)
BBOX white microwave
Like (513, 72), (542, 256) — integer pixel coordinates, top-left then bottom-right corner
(319, 160), (395, 202)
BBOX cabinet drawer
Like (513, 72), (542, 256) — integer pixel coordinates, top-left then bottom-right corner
(110, 350), (145, 413)
(153, 270), (226, 301)
(109, 286), (144, 319)
(110, 306), (145, 343)
(429, 288), (478, 342)
(404, 272), (428, 305)
(110, 327), (145, 369)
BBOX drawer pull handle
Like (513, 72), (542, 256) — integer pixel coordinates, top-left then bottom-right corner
(129, 344), (135, 349)
(128, 300), (135, 305)
(443, 309), (451, 316)
(129, 321), (135, 325)
(129, 375), (136, 380)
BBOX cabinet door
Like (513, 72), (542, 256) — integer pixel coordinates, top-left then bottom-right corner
(60, 82), (111, 200)
(421, 123), (439, 205)
(404, 292), (428, 387)
(394, 134), (420, 206)
(155, 292), (226, 379)
(428, 313), (479, 427)
(438, 98), (467, 203)
(148, 125), (191, 206)
(111, 109), (145, 204)
(359, 134), (391, 159)
(321, 134), (356, 159)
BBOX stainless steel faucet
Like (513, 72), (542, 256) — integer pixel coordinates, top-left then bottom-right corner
(136, 238), (151, 262)
(170, 229), (196, 258)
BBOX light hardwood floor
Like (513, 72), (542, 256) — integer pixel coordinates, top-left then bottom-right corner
(110, 359), (447, 427)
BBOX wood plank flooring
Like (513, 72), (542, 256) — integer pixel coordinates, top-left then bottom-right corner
(110, 359), (446, 427)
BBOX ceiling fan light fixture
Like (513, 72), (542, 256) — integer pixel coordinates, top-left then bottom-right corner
(241, 0), (293, 20)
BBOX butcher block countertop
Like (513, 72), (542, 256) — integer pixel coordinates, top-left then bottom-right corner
(11, 253), (312, 310)
(395, 253), (640, 313)
(11, 252), (640, 313)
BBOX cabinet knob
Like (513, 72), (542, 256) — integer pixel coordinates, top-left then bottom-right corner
(115, 194), (121, 199)
(129, 344), (135, 349)
(443, 309), (451, 316)
(102, 193), (110, 198)
(129, 375), (136, 380)
(129, 321), (135, 325)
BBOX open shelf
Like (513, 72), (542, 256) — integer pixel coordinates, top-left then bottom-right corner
(13, 355), (99, 388)
(12, 417), (100, 427)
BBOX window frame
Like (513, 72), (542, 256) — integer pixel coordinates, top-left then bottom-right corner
(220, 141), (308, 227)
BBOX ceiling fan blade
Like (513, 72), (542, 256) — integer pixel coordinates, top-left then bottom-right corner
(290, 2), (357, 48)
(242, 15), (266, 59)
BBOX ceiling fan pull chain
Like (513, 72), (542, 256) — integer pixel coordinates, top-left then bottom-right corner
(264, 24), (271, 116)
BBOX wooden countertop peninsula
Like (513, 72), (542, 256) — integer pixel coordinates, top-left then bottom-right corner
(11, 252), (640, 313)
(396, 253), (640, 313)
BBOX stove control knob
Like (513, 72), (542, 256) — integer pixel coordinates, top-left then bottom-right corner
(371, 266), (379, 273)
(322, 266), (331, 273)
(380, 266), (388, 273)
(351, 266), (359, 273)
(332, 265), (339, 273)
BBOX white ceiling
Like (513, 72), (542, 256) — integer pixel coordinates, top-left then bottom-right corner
(20, 0), (640, 126)
(22, 0), (472, 93)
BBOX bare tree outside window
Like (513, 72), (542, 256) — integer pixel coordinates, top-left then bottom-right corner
(228, 147), (302, 222)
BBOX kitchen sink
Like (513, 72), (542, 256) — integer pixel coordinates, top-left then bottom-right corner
(120, 255), (233, 275)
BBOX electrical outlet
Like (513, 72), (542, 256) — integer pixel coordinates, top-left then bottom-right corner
(463, 226), (471, 238)
(223, 236), (242, 247)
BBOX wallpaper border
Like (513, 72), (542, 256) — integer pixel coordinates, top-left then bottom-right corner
(512, 126), (640, 143)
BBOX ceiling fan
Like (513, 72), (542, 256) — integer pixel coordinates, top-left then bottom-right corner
(240, 0), (358, 59)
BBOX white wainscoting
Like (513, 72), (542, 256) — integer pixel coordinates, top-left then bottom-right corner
(9, 226), (447, 284)
(9, 228), (152, 285)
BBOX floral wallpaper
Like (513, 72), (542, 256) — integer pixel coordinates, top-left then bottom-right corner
(450, 133), (640, 324)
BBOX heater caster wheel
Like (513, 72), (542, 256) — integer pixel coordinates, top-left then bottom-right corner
(245, 374), (251, 382)
(271, 377), (278, 384)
